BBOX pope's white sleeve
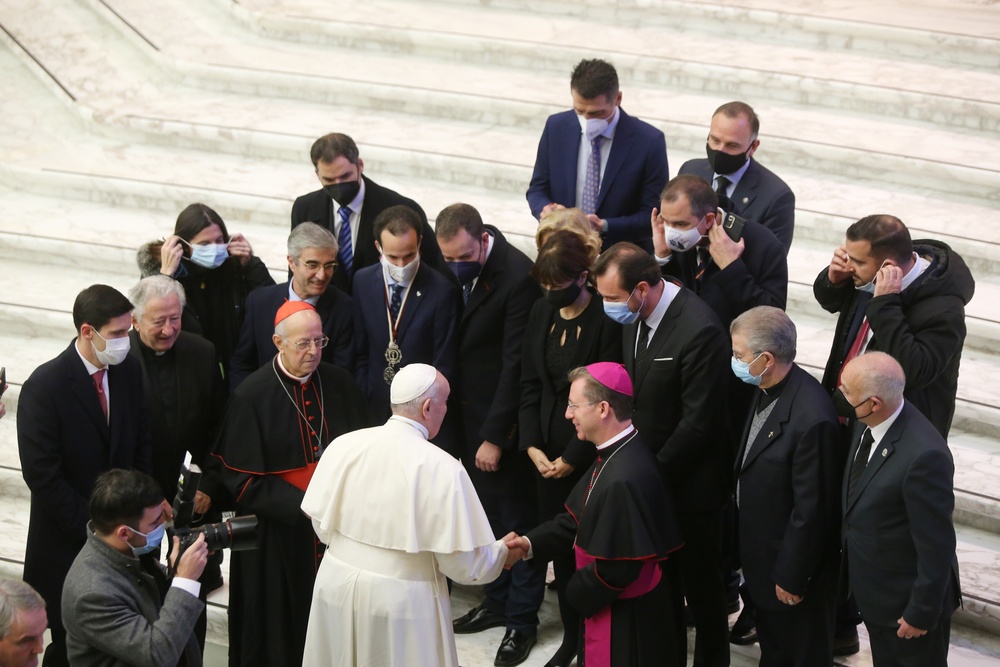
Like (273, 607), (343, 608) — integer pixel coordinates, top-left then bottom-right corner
(435, 539), (508, 585)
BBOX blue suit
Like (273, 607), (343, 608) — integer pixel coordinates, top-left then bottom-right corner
(229, 282), (355, 389)
(527, 108), (668, 250)
(352, 262), (460, 424)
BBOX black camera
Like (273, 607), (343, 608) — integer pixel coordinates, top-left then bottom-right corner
(171, 455), (258, 553)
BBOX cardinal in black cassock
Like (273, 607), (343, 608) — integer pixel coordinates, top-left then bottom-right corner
(213, 301), (371, 667)
(513, 362), (685, 667)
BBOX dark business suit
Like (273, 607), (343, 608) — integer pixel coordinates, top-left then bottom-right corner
(229, 282), (355, 389)
(17, 341), (152, 664)
(352, 261), (460, 426)
(679, 158), (795, 253)
(452, 227), (543, 633)
(526, 108), (669, 250)
(735, 364), (843, 665)
(842, 403), (961, 666)
(623, 284), (732, 667)
(290, 176), (445, 294)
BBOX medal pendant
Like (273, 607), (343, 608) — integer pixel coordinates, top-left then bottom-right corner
(383, 365), (397, 385)
(384, 340), (403, 366)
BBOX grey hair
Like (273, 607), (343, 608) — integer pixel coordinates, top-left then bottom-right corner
(856, 351), (906, 408)
(288, 222), (338, 260)
(128, 275), (187, 321)
(390, 380), (442, 417)
(0, 579), (44, 639)
(730, 306), (797, 364)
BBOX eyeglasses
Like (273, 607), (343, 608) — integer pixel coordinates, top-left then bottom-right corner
(290, 336), (330, 351)
(566, 400), (599, 412)
(300, 260), (338, 272)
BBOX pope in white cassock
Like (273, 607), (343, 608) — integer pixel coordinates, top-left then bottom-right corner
(301, 363), (510, 666)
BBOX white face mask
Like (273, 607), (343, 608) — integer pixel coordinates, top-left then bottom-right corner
(577, 113), (611, 141)
(665, 222), (706, 253)
(380, 254), (420, 284)
(91, 330), (131, 366)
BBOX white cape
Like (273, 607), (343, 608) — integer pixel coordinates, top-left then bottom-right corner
(301, 418), (506, 667)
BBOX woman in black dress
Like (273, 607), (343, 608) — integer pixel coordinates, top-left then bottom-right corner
(142, 203), (274, 380)
(519, 229), (621, 667)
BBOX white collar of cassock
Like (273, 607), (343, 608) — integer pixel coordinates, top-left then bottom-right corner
(276, 354), (312, 385)
(388, 415), (429, 440)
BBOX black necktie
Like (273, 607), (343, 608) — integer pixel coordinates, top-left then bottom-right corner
(634, 320), (652, 368)
(716, 176), (732, 212)
(389, 284), (403, 321)
(848, 429), (875, 502)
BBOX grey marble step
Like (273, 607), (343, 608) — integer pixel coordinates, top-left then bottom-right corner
(5, 0), (994, 206)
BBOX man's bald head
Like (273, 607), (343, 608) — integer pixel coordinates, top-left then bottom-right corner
(841, 352), (906, 424)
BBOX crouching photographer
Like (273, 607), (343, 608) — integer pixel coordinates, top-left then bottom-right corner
(62, 469), (208, 667)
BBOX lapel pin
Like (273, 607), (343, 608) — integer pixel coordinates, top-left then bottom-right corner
(768, 431), (774, 438)
(882, 448), (888, 457)
(742, 197), (749, 204)
(416, 291), (422, 297)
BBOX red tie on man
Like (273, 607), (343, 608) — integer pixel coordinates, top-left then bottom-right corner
(837, 320), (871, 388)
(91, 369), (108, 421)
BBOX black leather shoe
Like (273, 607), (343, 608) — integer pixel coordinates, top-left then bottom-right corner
(542, 642), (576, 667)
(453, 604), (506, 634)
(833, 629), (860, 656)
(729, 605), (757, 645)
(494, 629), (536, 667)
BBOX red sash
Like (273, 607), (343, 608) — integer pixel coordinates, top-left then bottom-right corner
(277, 463), (318, 491)
(575, 545), (662, 666)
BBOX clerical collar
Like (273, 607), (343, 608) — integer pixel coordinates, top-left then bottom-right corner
(388, 415), (429, 440)
(287, 280), (320, 306)
(595, 424), (635, 451)
(275, 354), (312, 385)
(757, 369), (791, 412)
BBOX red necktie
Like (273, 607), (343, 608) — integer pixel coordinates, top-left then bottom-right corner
(92, 369), (108, 421)
(837, 320), (871, 387)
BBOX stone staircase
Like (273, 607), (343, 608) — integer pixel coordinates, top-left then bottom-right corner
(1, 0), (998, 664)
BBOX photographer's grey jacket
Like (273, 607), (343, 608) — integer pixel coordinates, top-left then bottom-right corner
(62, 525), (203, 667)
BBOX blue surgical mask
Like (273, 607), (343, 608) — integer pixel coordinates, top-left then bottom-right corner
(126, 522), (166, 557)
(855, 260), (888, 294)
(187, 242), (229, 269)
(603, 285), (644, 325)
(731, 352), (765, 386)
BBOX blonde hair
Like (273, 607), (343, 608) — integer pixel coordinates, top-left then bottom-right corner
(535, 208), (601, 260)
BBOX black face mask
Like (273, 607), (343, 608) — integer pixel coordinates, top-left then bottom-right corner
(544, 281), (583, 309)
(323, 180), (361, 207)
(832, 389), (873, 421)
(706, 143), (750, 176)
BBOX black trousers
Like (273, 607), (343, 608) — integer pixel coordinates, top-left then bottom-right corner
(865, 617), (951, 667)
(754, 597), (835, 666)
(674, 507), (730, 667)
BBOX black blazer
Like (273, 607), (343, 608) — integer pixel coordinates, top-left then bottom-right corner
(128, 330), (228, 505)
(452, 228), (540, 491)
(735, 364), (844, 611)
(518, 293), (622, 468)
(842, 403), (961, 630)
(624, 286), (732, 511)
(679, 157), (796, 254)
(290, 176), (445, 294)
(17, 341), (152, 630)
(661, 216), (787, 330)
(229, 282), (355, 389)
(352, 261), (460, 421)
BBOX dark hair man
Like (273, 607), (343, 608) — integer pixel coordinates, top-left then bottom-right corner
(527, 59), (669, 251)
(591, 243), (732, 667)
(290, 133), (445, 294)
(506, 363), (684, 666)
(17, 285), (153, 667)
(231, 222), (355, 388)
(352, 205), (461, 429)
(436, 203), (542, 667)
(814, 214), (975, 438)
(837, 352), (961, 667)
(678, 101), (795, 252)
(61, 469), (207, 666)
